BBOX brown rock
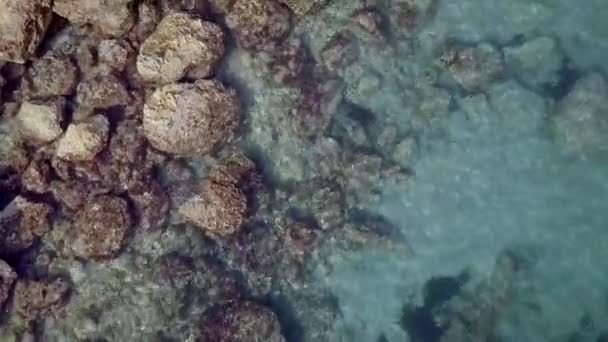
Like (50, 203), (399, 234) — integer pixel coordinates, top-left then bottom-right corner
(23, 55), (79, 98)
(268, 38), (307, 86)
(0, 196), (52, 256)
(0, 0), (53, 63)
(56, 115), (109, 162)
(73, 72), (130, 121)
(53, 0), (135, 38)
(0, 129), (29, 189)
(439, 43), (504, 91)
(14, 278), (70, 320)
(50, 180), (88, 214)
(0, 260), (17, 308)
(128, 178), (169, 231)
(226, 0), (291, 51)
(137, 13), (225, 84)
(72, 195), (131, 260)
(143, 80), (240, 156)
(21, 157), (53, 193)
(199, 300), (285, 342)
(178, 179), (247, 238)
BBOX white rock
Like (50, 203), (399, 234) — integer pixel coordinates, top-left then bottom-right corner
(56, 115), (109, 161)
(16, 101), (64, 144)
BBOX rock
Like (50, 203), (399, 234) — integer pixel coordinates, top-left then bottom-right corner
(71, 195), (131, 260)
(16, 100), (64, 144)
(56, 115), (109, 162)
(392, 136), (418, 167)
(551, 73), (608, 157)
(504, 36), (563, 91)
(178, 179), (247, 238)
(207, 0), (236, 14)
(0, 260), (17, 308)
(390, 0), (437, 38)
(320, 31), (360, 72)
(0, 196), (52, 256)
(143, 80), (240, 156)
(95, 119), (149, 192)
(268, 38), (306, 86)
(137, 13), (225, 84)
(98, 39), (130, 72)
(199, 301), (285, 342)
(53, 0), (135, 38)
(440, 43), (504, 91)
(129, 0), (161, 43)
(14, 278), (71, 321)
(352, 8), (385, 38)
(279, 0), (327, 17)
(226, 0), (291, 51)
(0, 0), (53, 63)
(73, 72), (130, 121)
(127, 178), (169, 231)
(0, 128), (30, 187)
(23, 55), (79, 98)
(21, 157), (53, 193)
(50, 180), (88, 214)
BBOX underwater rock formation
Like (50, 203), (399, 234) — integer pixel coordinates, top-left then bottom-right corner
(439, 42), (504, 92)
(0, 196), (52, 256)
(13, 278), (70, 321)
(53, 0), (135, 38)
(71, 195), (131, 260)
(143, 80), (240, 156)
(551, 72), (608, 157)
(199, 300), (285, 342)
(56, 115), (109, 162)
(0, 0), (52, 63)
(16, 100), (64, 145)
(137, 13), (225, 84)
(22, 55), (79, 98)
(226, 0), (292, 51)
(0, 260), (17, 309)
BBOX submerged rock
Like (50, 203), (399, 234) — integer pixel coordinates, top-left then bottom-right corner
(226, 0), (292, 51)
(0, 196), (52, 256)
(279, 0), (327, 17)
(268, 38), (307, 86)
(143, 80), (240, 156)
(53, 0), (135, 38)
(14, 278), (71, 321)
(73, 72), (131, 121)
(137, 13), (225, 84)
(321, 30), (360, 72)
(23, 55), (79, 98)
(199, 300), (285, 342)
(16, 100), (64, 145)
(71, 195), (131, 260)
(0, 260), (17, 309)
(0, 0), (53, 63)
(504, 36), (563, 92)
(21, 156), (53, 194)
(551, 72), (608, 157)
(439, 42), (504, 91)
(390, 0), (437, 38)
(178, 179), (247, 238)
(56, 115), (109, 162)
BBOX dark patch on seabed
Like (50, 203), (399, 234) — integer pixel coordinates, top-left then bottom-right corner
(400, 272), (469, 342)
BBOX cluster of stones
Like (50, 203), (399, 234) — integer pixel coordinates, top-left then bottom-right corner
(0, 0), (331, 339)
